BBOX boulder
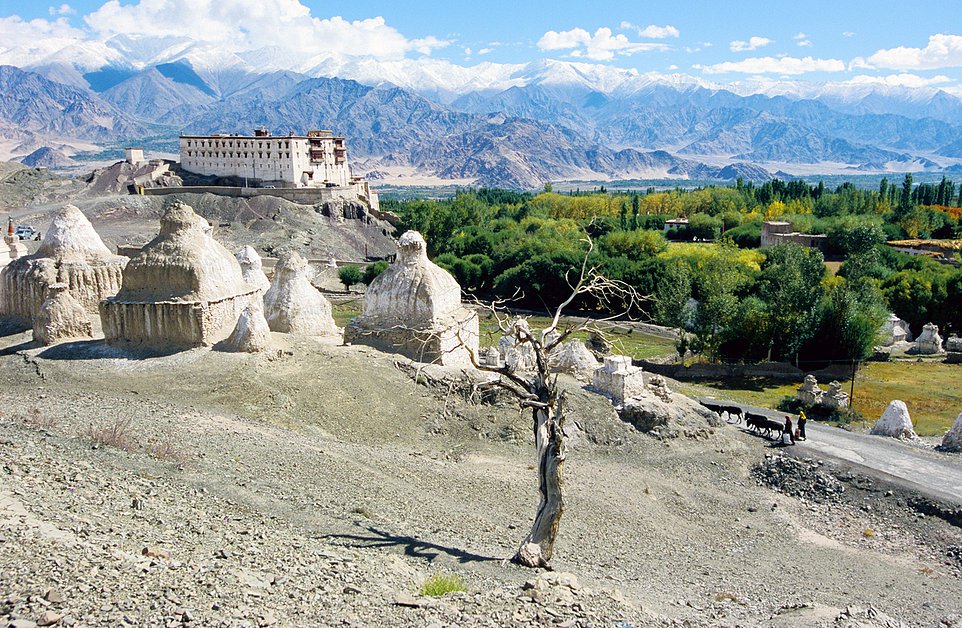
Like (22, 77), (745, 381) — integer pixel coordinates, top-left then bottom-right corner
(620, 390), (721, 439)
(236, 246), (271, 293)
(218, 305), (273, 353)
(498, 318), (538, 373)
(32, 283), (92, 345)
(940, 413), (962, 452)
(263, 251), (338, 336)
(870, 400), (917, 439)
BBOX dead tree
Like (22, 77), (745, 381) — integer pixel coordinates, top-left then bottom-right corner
(464, 240), (639, 568)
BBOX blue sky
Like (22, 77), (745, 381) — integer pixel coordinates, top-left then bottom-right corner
(2, 0), (961, 86)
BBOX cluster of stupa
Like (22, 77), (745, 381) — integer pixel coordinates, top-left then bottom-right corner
(796, 374), (849, 410)
(0, 206), (485, 365)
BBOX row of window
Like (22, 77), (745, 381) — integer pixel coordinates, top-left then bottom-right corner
(186, 151), (293, 159)
(185, 139), (295, 149)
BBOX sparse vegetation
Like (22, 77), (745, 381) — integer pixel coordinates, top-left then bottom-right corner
(82, 418), (138, 452)
(338, 265), (364, 292)
(420, 572), (467, 597)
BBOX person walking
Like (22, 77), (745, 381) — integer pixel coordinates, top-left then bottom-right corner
(798, 410), (807, 441)
(783, 415), (795, 446)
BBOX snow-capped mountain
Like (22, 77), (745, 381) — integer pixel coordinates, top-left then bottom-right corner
(3, 33), (962, 188)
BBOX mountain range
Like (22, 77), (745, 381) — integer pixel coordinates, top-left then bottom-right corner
(2, 37), (962, 188)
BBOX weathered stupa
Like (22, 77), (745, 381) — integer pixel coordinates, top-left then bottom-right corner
(345, 230), (479, 366)
(263, 251), (338, 335)
(236, 246), (271, 293)
(1, 218), (27, 270)
(0, 205), (126, 322)
(870, 400), (917, 439)
(100, 201), (259, 349)
(32, 282), (92, 345)
(218, 305), (273, 353)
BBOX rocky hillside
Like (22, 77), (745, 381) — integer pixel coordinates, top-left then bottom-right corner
(1, 330), (961, 626)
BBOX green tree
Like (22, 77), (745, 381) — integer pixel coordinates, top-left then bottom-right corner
(898, 173), (914, 216)
(757, 244), (825, 364)
(362, 261), (390, 285)
(338, 265), (363, 291)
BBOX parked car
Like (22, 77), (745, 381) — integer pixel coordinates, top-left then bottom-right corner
(14, 225), (37, 240)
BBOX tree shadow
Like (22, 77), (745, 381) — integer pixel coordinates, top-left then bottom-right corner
(0, 339), (37, 356)
(325, 526), (501, 564)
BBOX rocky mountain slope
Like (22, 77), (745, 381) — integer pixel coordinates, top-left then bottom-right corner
(3, 57), (962, 188)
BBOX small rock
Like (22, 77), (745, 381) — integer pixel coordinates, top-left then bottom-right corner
(258, 613), (277, 627)
(37, 611), (61, 627)
(142, 546), (170, 560)
(394, 593), (422, 608)
(43, 590), (64, 604)
(9, 620), (38, 628)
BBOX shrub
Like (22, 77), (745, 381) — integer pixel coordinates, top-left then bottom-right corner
(362, 261), (389, 285)
(420, 573), (467, 597)
(83, 418), (138, 452)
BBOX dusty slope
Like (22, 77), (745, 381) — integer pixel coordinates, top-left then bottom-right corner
(0, 328), (961, 627)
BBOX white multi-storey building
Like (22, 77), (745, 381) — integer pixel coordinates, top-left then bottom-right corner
(179, 129), (351, 188)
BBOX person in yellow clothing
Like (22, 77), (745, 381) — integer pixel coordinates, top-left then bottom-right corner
(798, 410), (807, 441)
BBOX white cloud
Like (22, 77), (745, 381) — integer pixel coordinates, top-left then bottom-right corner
(667, 64), (678, 70)
(845, 73), (952, 88)
(618, 21), (680, 39)
(82, 0), (448, 59)
(463, 47), (472, 56)
(729, 36), (772, 52)
(794, 32), (807, 40)
(0, 15), (83, 49)
(478, 48), (493, 55)
(866, 34), (962, 70)
(48, 4), (75, 16)
(538, 26), (669, 61)
(797, 39), (812, 47)
(842, 31), (856, 38)
(696, 55), (846, 75)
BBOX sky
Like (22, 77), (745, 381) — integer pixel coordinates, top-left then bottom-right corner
(1, 0), (961, 89)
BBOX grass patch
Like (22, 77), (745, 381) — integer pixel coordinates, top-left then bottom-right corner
(331, 300), (363, 327)
(333, 301), (678, 361)
(848, 362), (962, 437)
(477, 311), (677, 361)
(420, 572), (467, 597)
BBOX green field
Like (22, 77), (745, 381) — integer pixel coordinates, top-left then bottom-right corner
(676, 361), (962, 437)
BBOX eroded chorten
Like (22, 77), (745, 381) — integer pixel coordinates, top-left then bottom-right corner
(99, 201), (259, 349)
(218, 305), (273, 353)
(0, 205), (126, 323)
(32, 282), (93, 345)
(236, 246), (271, 293)
(345, 230), (479, 365)
(263, 251), (338, 336)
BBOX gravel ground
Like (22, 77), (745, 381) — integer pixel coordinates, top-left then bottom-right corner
(1, 328), (961, 627)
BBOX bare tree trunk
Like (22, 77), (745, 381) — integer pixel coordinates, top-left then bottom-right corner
(513, 386), (567, 568)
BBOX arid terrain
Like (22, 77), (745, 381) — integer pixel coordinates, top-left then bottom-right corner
(2, 322), (962, 627)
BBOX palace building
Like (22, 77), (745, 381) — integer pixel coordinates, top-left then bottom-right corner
(179, 129), (352, 189)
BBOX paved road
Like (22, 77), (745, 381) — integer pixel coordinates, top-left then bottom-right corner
(700, 398), (962, 506)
